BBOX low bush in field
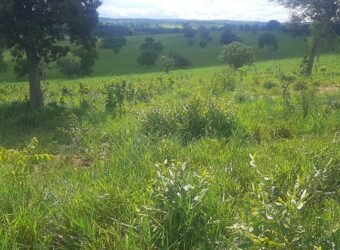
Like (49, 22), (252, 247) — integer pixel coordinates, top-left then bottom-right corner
(230, 153), (339, 249)
(138, 95), (235, 143)
(144, 160), (213, 249)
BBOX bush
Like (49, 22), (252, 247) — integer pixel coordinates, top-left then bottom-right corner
(220, 30), (241, 45)
(258, 33), (279, 51)
(263, 81), (277, 90)
(168, 51), (192, 69)
(146, 160), (212, 248)
(56, 56), (81, 78)
(139, 95), (235, 143)
(219, 42), (254, 69)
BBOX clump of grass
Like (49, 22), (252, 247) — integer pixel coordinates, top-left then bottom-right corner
(145, 160), (213, 249)
(139, 94), (235, 143)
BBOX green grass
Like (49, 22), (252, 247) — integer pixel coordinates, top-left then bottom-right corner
(0, 31), (317, 83)
(0, 54), (339, 248)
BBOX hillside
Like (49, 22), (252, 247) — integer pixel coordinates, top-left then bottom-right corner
(0, 31), (314, 83)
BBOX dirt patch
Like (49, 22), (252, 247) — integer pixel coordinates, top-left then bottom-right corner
(318, 85), (340, 94)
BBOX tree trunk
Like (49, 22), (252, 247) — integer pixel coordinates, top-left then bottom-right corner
(305, 38), (321, 76)
(26, 48), (43, 109)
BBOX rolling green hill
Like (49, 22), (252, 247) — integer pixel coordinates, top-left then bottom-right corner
(0, 31), (315, 83)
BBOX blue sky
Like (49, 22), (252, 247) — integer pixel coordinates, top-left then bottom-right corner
(98, 0), (290, 22)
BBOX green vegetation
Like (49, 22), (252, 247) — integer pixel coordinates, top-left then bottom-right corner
(0, 53), (339, 248)
(1, 30), (324, 83)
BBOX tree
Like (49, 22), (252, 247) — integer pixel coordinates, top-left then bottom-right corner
(160, 56), (174, 73)
(0, 0), (101, 109)
(220, 30), (241, 45)
(168, 51), (192, 69)
(100, 37), (127, 55)
(137, 50), (160, 66)
(258, 33), (279, 51)
(267, 20), (281, 31)
(273, 0), (340, 76)
(0, 49), (7, 73)
(219, 42), (254, 69)
(137, 37), (164, 66)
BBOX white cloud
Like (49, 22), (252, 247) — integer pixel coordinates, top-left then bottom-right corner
(99, 0), (289, 21)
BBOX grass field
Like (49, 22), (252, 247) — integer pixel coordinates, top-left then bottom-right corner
(0, 53), (339, 248)
(0, 31), (317, 83)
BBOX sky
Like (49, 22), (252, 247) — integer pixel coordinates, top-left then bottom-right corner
(98, 0), (290, 22)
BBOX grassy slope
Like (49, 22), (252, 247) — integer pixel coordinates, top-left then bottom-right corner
(0, 54), (339, 248)
(0, 31), (312, 83)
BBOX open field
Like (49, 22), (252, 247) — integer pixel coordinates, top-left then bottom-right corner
(0, 31), (320, 83)
(0, 54), (339, 248)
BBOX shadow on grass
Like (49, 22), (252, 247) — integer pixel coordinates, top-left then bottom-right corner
(0, 101), (102, 148)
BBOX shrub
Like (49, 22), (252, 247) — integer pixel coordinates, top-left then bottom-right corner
(263, 81), (277, 90)
(139, 95), (235, 143)
(210, 66), (239, 93)
(146, 160), (212, 248)
(220, 30), (241, 45)
(219, 42), (254, 69)
(258, 33), (279, 51)
(56, 55), (81, 78)
(168, 51), (192, 69)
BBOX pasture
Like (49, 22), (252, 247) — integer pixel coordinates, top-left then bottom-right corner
(0, 54), (339, 248)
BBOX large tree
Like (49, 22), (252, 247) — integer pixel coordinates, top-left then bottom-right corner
(0, 0), (102, 108)
(274, 0), (340, 76)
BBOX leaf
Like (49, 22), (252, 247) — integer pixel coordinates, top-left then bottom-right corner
(301, 189), (307, 200)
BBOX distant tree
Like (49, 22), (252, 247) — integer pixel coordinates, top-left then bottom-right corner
(220, 30), (241, 45)
(160, 56), (174, 73)
(267, 20), (281, 31)
(168, 51), (192, 69)
(199, 41), (208, 48)
(219, 42), (254, 69)
(198, 26), (212, 41)
(137, 50), (160, 66)
(72, 48), (98, 76)
(273, 0), (340, 76)
(100, 37), (127, 55)
(258, 33), (279, 51)
(0, 48), (7, 73)
(0, 0), (101, 109)
(183, 24), (195, 39)
(56, 56), (81, 79)
(140, 37), (164, 52)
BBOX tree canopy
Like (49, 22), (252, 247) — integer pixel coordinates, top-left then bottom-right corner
(219, 42), (254, 69)
(273, 0), (340, 75)
(0, 0), (102, 108)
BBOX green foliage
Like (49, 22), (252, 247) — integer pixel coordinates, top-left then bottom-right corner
(230, 153), (339, 249)
(139, 94), (235, 143)
(160, 56), (174, 73)
(0, 48), (7, 73)
(137, 37), (164, 66)
(168, 51), (192, 69)
(259, 32), (279, 51)
(56, 55), (81, 79)
(220, 29), (241, 45)
(147, 160), (212, 249)
(72, 47), (97, 76)
(219, 42), (254, 69)
(0, 0), (102, 108)
(100, 36), (127, 54)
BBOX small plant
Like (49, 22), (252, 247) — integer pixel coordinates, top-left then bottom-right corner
(263, 81), (277, 90)
(278, 73), (296, 108)
(146, 160), (211, 248)
(105, 80), (127, 116)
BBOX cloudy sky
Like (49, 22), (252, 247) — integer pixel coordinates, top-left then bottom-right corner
(98, 0), (290, 22)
